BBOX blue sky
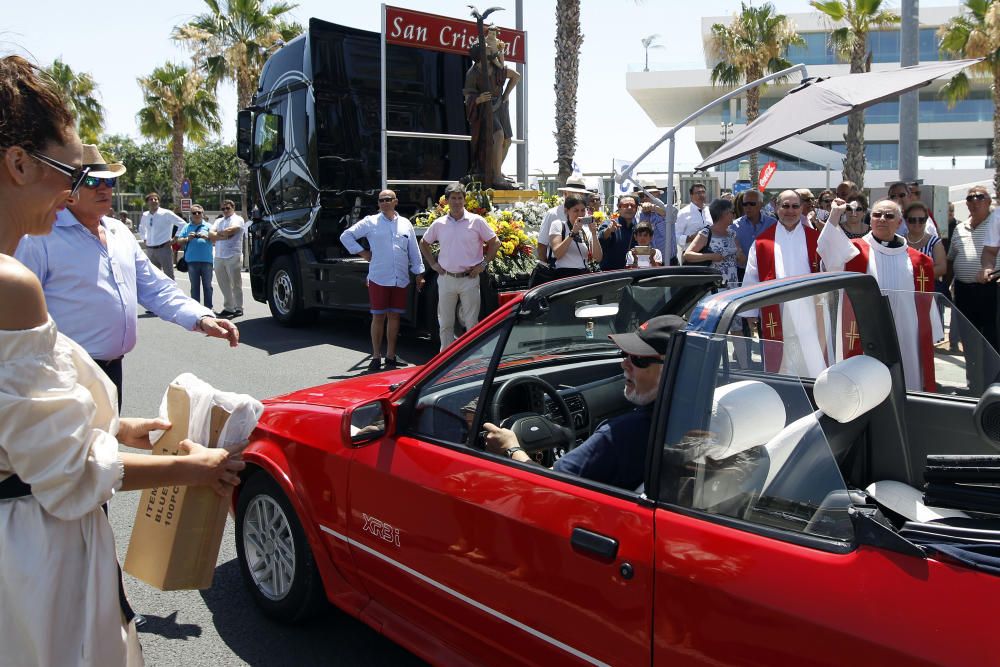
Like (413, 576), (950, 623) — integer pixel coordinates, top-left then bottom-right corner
(4, 0), (820, 177)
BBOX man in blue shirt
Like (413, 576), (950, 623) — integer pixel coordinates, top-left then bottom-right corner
(597, 195), (639, 270)
(483, 315), (683, 490)
(732, 189), (777, 282)
(340, 189), (425, 371)
(15, 146), (238, 408)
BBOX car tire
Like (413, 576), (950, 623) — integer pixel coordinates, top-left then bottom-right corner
(267, 254), (317, 326)
(235, 472), (326, 624)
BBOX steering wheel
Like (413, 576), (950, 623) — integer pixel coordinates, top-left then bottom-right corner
(489, 376), (575, 458)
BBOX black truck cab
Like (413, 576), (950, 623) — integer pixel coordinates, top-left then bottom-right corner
(239, 17), (506, 330)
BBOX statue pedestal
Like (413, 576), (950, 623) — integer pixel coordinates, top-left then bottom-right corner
(489, 190), (542, 207)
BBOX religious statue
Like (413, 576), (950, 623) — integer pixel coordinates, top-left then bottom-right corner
(464, 11), (521, 189)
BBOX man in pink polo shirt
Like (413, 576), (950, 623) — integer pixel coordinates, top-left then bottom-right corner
(420, 182), (500, 349)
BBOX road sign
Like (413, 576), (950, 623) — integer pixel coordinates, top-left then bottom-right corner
(180, 198), (192, 213)
(732, 181), (752, 194)
(181, 179), (191, 197)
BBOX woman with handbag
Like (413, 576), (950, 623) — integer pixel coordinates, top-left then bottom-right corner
(683, 198), (743, 288)
(175, 204), (215, 308)
(549, 195), (602, 279)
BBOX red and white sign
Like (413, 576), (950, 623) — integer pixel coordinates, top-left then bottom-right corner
(758, 161), (778, 191)
(385, 6), (526, 64)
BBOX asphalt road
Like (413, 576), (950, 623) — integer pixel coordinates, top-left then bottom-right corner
(110, 272), (434, 666)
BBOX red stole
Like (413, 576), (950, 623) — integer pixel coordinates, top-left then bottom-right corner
(840, 240), (937, 392)
(755, 224), (822, 372)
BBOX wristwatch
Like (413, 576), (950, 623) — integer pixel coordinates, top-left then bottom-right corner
(506, 446), (525, 459)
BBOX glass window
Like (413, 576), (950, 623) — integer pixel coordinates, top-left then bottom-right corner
(660, 331), (854, 543)
(254, 113), (282, 163)
(409, 328), (504, 445)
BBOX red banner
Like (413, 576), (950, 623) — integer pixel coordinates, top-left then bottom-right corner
(758, 161), (778, 191)
(385, 6), (526, 64)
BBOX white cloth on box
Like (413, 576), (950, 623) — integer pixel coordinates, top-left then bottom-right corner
(149, 373), (263, 452)
(0, 318), (142, 666)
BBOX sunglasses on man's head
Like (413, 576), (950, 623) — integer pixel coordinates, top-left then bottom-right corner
(780, 203), (801, 209)
(28, 150), (90, 196)
(620, 351), (663, 368)
(81, 175), (117, 189)
(967, 193), (989, 202)
(870, 211), (897, 220)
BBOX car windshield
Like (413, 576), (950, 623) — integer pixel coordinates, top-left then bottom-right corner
(659, 331), (855, 544)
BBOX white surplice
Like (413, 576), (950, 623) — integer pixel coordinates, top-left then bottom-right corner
(0, 319), (142, 666)
(819, 224), (938, 391)
(744, 223), (829, 377)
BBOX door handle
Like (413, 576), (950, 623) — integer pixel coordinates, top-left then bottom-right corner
(570, 527), (618, 562)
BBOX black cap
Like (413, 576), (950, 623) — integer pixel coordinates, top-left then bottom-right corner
(608, 315), (685, 357)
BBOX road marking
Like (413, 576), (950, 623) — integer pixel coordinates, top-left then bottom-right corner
(319, 523), (610, 666)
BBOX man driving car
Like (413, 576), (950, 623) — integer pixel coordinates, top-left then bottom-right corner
(484, 315), (684, 489)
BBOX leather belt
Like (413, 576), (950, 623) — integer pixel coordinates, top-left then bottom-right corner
(444, 270), (474, 278)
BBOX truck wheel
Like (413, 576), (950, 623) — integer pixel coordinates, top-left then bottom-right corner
(267, 255), (317, 326)
(235, 473), (326, 624)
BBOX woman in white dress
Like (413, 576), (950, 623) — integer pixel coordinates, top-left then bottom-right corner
(0, 55), (244, 667)
(549, 195), (603, 278)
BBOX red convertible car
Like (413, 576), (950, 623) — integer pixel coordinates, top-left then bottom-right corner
(234, 267), (1000, 666)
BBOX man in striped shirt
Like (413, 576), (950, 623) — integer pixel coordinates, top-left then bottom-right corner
(951, 186), (998, 352)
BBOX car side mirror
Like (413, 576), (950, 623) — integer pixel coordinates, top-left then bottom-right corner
(345, 399), (392, 445)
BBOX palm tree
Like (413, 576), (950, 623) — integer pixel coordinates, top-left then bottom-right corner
(44, 58), (104, 144)
(707, 2), (803, 187)
(812, 0), (900, 188)
(554, 0), (582, 186)
(137, 63), (221, 205)
(173, 0), (302, 209)
(938, 0), (1000, 195)
(641, 34), (664, 72)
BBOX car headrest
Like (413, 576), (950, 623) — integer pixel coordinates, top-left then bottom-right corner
(709, 381), (787, 458)
(814, 355), (891, 424)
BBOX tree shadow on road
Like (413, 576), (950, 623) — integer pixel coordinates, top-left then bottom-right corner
(200, 560), (426, 666)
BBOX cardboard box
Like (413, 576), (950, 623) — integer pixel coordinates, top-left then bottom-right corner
(124, 384), (231, 590)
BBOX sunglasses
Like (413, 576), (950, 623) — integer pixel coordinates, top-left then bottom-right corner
(192, 211), (204, 215)
(907, 216), (927, 224)
(29, 150), (90, 196)
(847, 205), (864, 213)
(742, 201), (759, 207)
(889, 193), (908, 200)
(967, 193), (989, 202)
(378, 197), (396, 203)
(620, 351), (664, 368)
(780, 203), (801, 209)
(81, 175), (117, 189)
(222, 206), (234, 210)
(870, 211), (897, 220)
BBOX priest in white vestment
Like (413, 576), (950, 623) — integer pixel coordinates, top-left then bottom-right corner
(819, 198), (938, 392)
(744, 190), (829, 377)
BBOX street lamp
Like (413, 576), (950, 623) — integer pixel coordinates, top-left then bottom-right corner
(719, 122), (734, 189)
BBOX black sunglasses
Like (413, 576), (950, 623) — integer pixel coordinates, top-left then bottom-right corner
(967, 193), (989, 202)
(742, 201), (759, 207)
(620, 350), (663, 368)
(907, 216), (927, 224)
(82, 175), (117, 189)
(780, 203), (801, 209)
(29, 150), (90, 196)
(870, 211), (897, 220)
(378, 197), (396, 203)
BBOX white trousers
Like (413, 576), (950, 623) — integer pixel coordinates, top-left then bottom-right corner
(437, 274), (480, 350)
(214, 255), (244, 312)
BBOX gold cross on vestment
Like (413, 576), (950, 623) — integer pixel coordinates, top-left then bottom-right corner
(916, 266), (929, 291)
(765, 312), (778, 338)
(845, 321), (859, 350)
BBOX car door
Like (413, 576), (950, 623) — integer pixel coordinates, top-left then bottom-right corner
(347, 279), (670, 665)
(345, 321), (654, 666)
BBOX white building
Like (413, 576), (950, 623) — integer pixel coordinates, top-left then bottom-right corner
(626, 6), (993, 193)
